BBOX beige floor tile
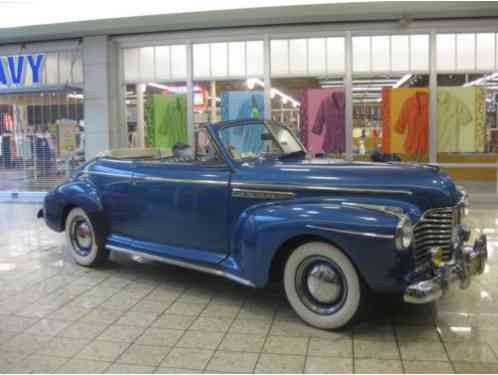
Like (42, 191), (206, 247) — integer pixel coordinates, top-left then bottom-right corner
(116, 311), (159, 327)
(57, 358), (112, 373)
(308, 337), (353, 358)
(131, 300), (173, 314)
(48, 306), (92, 321)
(166, 302), (206, 316)
(10, 354), (67, 372)
(189, 316), (233, 332)
(24, 318), (70, 336)
(396, 324), (441, 342)
(218, 333), (266, 353)
(106, 363), (156, 373)
(176, 330), (224, 349)
(35, 337), (90, 357)
(201, 304), (241, 319)
(452, 361), (498, 373)
(229, 319), (271, 335)
(255, 353), (306, 373)
(354, 339), (400, 360)
(404, 359), (454, 373)
(353, 323), (394, 341)
(1, 333), (52, 355)
(155, 367), (202, 373)
(76, 340), (130, 362)
(117, 343), (170, 366)
(399, 340), (449, 361)
(80, 307), (126, 324)
(354, 358), (403, 373)
(305, 356), (353, 373)
(160, 347), (214, 370)
(206, 350), (258, 372)
(263, 335), (309, 355)
(445, 342), (498, 363)
(238, 305), (276, 321)
(97, 324), (145, 342)
(136, 327), (184, 347)
(271, 319), (352, 340)
(1, 315), (38, 333)
(0, 350), (28, 370)
(152, 314), (196, 330)
(58, 321), (109, 339)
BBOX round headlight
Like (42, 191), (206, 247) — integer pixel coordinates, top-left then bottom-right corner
(395, 217), (413, 251)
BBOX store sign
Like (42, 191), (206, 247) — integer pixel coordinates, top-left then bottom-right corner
(0, 54), (45, 86)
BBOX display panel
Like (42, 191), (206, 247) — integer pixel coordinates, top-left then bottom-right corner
(352, 75), (428, 161)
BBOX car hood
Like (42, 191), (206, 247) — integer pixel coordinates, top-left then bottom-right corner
(235, 158), (459, 212)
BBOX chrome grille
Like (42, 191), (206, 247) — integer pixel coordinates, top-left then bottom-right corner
(413, 206), (458, 273)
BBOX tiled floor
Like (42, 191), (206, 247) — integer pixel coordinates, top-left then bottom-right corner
(0, 202), (498, 373)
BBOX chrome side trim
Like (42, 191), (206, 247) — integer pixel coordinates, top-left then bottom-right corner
(85, 171), (132, 179)
(107, 245), (255, 287)
(232, 188), (296, 200)
(135, 176), (228, 186)
(341, 202), (405, 218)
(306, 224), (394, 239)
(231, 182), (413, 196)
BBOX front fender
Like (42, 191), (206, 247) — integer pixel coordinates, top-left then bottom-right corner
(226, 200), (414, 291)
(43, 180), (104, 232)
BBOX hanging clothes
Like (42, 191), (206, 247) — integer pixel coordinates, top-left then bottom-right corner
(146, 95), (188, 149)
(300, 89), (345, 154)
(220, 91), (265, 154)
(437, 87), (485, 153)
(382, 87), (429, 157)
(311, 91), (346, 154)
(394, 91), (429, 156)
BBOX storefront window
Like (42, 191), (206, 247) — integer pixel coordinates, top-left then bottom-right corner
(270, 37), (346, 157)
(123, 45), (188, 149)
(352, 34), (429, 161)
(436, 33), (498, 193)
(0, 49), (84, 191)
(192, 40), (265, 129)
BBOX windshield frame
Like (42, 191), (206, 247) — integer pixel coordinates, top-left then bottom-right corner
(212, 119), (306, 164)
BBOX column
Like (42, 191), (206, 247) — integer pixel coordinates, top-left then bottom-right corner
(135, 83), (146, 148)
(82, 35), (126, 160)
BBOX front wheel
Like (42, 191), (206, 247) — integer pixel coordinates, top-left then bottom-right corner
(65, 207), (109, 267)
(283, 241), (366, 330)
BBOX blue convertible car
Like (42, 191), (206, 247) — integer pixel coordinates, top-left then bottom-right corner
(40, 119), (487, 329)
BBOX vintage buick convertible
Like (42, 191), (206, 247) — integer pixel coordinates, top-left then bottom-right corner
(39, 119), (487, 329)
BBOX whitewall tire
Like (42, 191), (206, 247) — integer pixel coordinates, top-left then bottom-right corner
(283, 241), (365, 330)
(65, 207), (109, 267)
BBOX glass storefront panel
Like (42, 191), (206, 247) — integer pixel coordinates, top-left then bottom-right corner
(0, 49), (84, 192)
(270, 37), (345, 157)
(126, 82), (188, 149)
(436, 32), (498, 192)
(352, 75), (429, 162)
(352, 34), (429, 161)
(192, 79), (264, 128)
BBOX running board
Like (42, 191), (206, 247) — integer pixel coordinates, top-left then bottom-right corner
(107, 245), (256, 288)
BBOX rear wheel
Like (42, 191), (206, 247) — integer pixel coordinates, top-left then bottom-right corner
(65, 207), (109, 267)
(283, 241), (366, 330)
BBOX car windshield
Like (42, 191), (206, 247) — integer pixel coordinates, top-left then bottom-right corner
(217, 121), (304, 161)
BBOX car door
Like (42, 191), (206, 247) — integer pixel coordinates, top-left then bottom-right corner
(127, 159), (231, 263)
(87, 158), (135, 245)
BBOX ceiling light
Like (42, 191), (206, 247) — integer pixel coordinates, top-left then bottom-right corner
(392, 74), (412, 88)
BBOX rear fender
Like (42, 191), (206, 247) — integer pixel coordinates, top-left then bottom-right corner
(44, 180), (104, 232)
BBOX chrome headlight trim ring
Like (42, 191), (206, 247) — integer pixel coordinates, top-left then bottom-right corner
(395, 216), (414, 251)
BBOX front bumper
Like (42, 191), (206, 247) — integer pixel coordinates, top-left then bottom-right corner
(404, 233), (488, 304)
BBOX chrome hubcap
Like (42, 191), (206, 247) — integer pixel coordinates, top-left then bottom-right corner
(295, 256), (347, 315)
(306, 264), (341, 304)
(70, 217), (93, 256)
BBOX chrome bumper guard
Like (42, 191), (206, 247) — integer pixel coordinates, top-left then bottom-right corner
(404, 232), (488, 304)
